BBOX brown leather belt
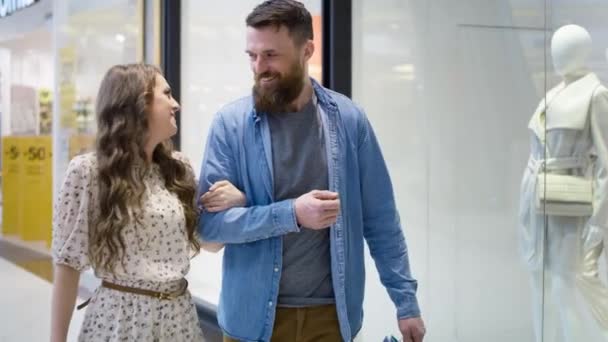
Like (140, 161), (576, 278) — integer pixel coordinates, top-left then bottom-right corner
(77, 279), (188, 310)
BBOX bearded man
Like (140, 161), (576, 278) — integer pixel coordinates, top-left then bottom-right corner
(198, 1), (425, 341)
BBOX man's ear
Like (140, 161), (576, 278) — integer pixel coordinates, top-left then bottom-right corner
(303, 40), (315, 61)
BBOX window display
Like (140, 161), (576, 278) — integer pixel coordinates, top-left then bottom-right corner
(520, 24), (608, 342)
(0, 2), (54, 244)
(350, 0), (608, 339)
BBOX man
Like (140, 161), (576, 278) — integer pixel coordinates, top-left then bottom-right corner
(198, 1), (425, 341)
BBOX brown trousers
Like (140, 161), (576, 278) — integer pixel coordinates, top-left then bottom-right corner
(223, 304), (342, 342)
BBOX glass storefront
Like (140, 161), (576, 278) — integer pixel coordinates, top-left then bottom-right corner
(541, 3), (608, 341)
(52, 0), (144, 196)
(0, 0), (54, 245)
(0, 0), (145, 283)
(0, 1), (53, 137)
(352, 0), (608, 341)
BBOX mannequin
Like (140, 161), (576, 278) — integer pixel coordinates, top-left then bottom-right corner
(519, 24), (608, 342)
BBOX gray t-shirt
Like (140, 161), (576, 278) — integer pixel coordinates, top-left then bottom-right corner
(267, 98), (335, 307)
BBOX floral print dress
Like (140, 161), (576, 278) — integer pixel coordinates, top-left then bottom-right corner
(52, 152), (204, 341)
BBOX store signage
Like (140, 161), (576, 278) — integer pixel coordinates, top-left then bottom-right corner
(0, 0), (39, 18)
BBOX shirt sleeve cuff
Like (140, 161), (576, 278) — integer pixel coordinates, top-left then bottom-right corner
(271, 199), (301, 235)
(397, 295), (421, 320)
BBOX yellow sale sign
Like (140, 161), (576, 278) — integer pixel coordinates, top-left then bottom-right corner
(2, 136), (23, 236)
(2, 136), (52, 246)
(21, 136), (52, 245)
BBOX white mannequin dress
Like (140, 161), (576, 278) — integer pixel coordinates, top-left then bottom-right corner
(520, 72), (608, 341)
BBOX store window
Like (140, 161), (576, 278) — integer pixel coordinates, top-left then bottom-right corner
(0, 0), (54, 244)
(53, 0), (144, 196)
(540, 3), (608, 341)
(0, 0), (144, 268)
(352, 0), (608, 341)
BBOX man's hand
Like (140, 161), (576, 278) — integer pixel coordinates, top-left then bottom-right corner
(399, 317), (425, 342)
(294, 190), (340, 229)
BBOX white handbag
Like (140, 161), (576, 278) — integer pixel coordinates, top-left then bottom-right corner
(533, 96), (595, 217)
(535, 173), (593, 216)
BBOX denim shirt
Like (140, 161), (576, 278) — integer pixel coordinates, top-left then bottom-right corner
(198, 80), (420, 342)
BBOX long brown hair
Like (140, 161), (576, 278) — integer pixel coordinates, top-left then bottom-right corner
(91, 63), (200, 272)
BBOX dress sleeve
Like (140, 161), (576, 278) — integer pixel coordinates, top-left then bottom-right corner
(51, 155), (94, 271)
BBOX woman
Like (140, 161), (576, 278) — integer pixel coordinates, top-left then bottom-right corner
(50, 64), (243, 341)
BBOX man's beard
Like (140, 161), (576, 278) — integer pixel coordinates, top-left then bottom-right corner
(253, 61), (305, 114)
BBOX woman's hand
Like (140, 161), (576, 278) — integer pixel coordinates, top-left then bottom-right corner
(200, 180), (246, 212)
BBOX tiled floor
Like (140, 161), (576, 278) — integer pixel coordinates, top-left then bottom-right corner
(0, 239), (54, 282)
(0, 253), (86, 341)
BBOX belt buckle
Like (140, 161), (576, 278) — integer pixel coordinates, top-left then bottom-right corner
(156, 279), (187, 300)
(157, 292), (174, 300)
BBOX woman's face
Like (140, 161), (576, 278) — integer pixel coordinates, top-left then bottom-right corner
(147, 74), (180, 144)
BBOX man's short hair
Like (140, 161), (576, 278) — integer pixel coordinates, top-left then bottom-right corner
(246, 0), (313, 45)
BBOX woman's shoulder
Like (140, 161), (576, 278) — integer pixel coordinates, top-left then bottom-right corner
(66, 152), (97, 180)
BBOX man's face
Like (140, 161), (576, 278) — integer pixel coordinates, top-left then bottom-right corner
(246, 25), (312, 113)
